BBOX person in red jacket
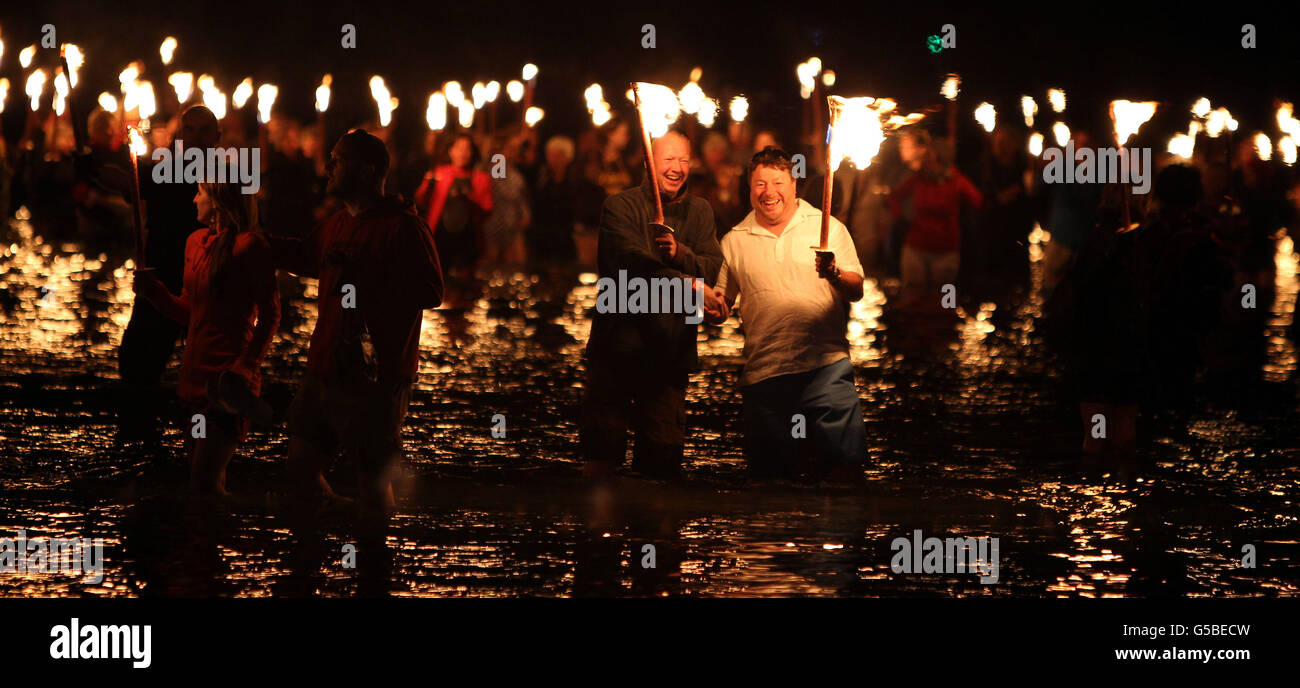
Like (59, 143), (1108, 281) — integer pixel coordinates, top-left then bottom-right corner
(272, 129), (443, 593)
(415, 133), (492, 306)
(132, 181), (280, 497)
(888, 134), (982, 308)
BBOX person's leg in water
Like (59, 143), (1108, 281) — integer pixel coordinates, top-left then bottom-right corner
(800, 359), (868, 484)
(346, 381), (410, 597)
(189, 416), (239, 497)
(630, 368), (687, 481)
(580, 361), (633, 479)
(118, 300), (181, 443)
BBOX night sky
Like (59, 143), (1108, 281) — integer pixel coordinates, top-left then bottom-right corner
(4, 1), (1300, 150)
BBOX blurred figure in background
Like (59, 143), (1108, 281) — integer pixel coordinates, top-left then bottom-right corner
(482, 136), (530, 266)
(690, 131), (745, 235)
(416, 133), (493, 308)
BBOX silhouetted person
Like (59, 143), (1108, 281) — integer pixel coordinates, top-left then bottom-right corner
(272, 129), (443, 595)
(118, 105), (221, 444)
(133, 182), (279, 496)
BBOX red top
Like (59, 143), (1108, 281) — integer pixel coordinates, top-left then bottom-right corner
(414, 164), (493, 232)
(271, 196), (443, 384)
(888, 168), (983, 254)
(148, 228), (281, 403)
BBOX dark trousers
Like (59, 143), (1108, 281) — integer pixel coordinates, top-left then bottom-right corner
(579, 357), (687, 476)
(117, 296), (182, 440)
(741, 358), (867, 478)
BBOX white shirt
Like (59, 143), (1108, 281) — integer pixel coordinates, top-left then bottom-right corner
(715, 199), (864, 387)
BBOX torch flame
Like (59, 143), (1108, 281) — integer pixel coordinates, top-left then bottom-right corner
(26, 69), (46, 112)
(233, 78), (254, 109)
(159, 37), (177, 65)
(1047, 88), (1066, 113)
(1254, 132), (1272, 161)
(135, 81), (156, 120)
(678, 81), (705, 115)
(1276, 102), (1299, 139)
(169, 72), (194, 104)
(689, 67), (702, 83)
(826, 96), (888, 173)
(1021, 96), (1037, 127)
(822, 70), (836, 88)
(1205, 107), (1237, 138)
(315, 74), (332, 113)
(53, 70), (69, 115)
(20, 45), (36, 69)
(633, 82), (681, 138)
(444, 81), (464, 108)
(506, 80), (524, 103)
(426, 92), (446, 131)
(1192, 97), (1210, 118)
(940, 74), (960, 101)
(974, 102), (996, 133)
(471, 82), (486, 110)
(1278, 136), (1296, 165)
(369, 76), (398, 127)
(127, 126), (147, 156)
(256, 83), (277, 124)
(457, 101), (474, 128)
(525, 106), (544, 127)
(1168, 133), (1195, 160)
(697, 98), (719, 127)
(730, 96), (749, 123)
(203, 88), (226, 120)
(486, 80), (501, 103)
(1052, 121), (1070, 147)
(521, 63), (538, 81)
(1028, 132), (1044, 157)
(62, 44), (84, 87)
(1109, 100), (1157, 146)
(0, 78), (8, 114)
(98, 91), (118, 113)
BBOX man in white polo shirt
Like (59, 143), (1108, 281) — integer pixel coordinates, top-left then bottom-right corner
(704, 147), (868, 483)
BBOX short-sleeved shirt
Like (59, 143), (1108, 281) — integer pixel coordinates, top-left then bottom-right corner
(715, 199), (864, 387)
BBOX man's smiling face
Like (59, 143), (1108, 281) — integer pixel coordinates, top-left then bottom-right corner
(653, 132), (690, 197)
(750, 164), (796, 228)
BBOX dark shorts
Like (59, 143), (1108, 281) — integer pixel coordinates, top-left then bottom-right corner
(741, 358), (867, 477)
(181, 401), (248, 443)
(288, 374), (412, 466)
(579, 357), (687, 470)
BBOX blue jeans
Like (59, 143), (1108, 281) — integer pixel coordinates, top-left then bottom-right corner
(741, 358), (867, 478)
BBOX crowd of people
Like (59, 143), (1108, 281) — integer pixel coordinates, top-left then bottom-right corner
(2, 90), (1298, 590)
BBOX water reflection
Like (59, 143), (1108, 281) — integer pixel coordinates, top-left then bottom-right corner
(1, 212), (1297, 597)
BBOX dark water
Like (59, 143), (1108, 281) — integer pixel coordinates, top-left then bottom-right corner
(2, 213), (1298, 597)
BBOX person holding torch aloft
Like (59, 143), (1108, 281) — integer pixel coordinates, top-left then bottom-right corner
(703, 146), (867, 484)
(580, 126), (725, 482)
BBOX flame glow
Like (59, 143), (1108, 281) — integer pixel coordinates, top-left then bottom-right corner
(941, 74), (960, 101)
(1028, 132), (1044, 156)
(168, 72), (194, 104)
(1205, 107), (1238, 138)
(826, 96), (890, 173)
(1047, 88), (1066, 113)
(697, 98), (719, 127)
(522, 64), (539, 81)
(457, 101), (474, 128)
(1168, 132), (1195, 160)
(369, 75), (398, 127)
(159, 37), (177, 65)
(63, 44), (84, 87)
(506, 80), (524, 103)
(634, 82), (682, 138)
(53, 71), (69, 116)
(1021, 96), (1037, 126)
(202, 88), (226, 120)
(678, 81), (705, 115)
(256, 83), (277, 123)
(1052, 121), (1070, 147)
(26, 69), (46, 111)
(20, 45), (35, 69)
(233, 78), (253, 109)
(1254, 132), (1272, 161)
(1192, 97), (1211, 118)
(822, 70), (836, 88)
(127, 126), (147, 156)
(525, 106), (544, 127)
(1277, 102), (1300, 139)
(1109, 100), (1157, 146)
(315, 74), (332, 113)
(97, 91), (117, 113)
(471, 82), (486, 110)
(1279, 136), (1296, 165)
(444, 82), (465, 108)
(797, 58), (822, 99)
(974, 102), (996, 133)
(485, 80), (501, 103)
(426, 92), (446, 131)
(730, 96), (748, 123)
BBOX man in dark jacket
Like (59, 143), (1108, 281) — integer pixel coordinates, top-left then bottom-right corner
(271, 129), (443, 594)
(581, 130), (724, 480)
